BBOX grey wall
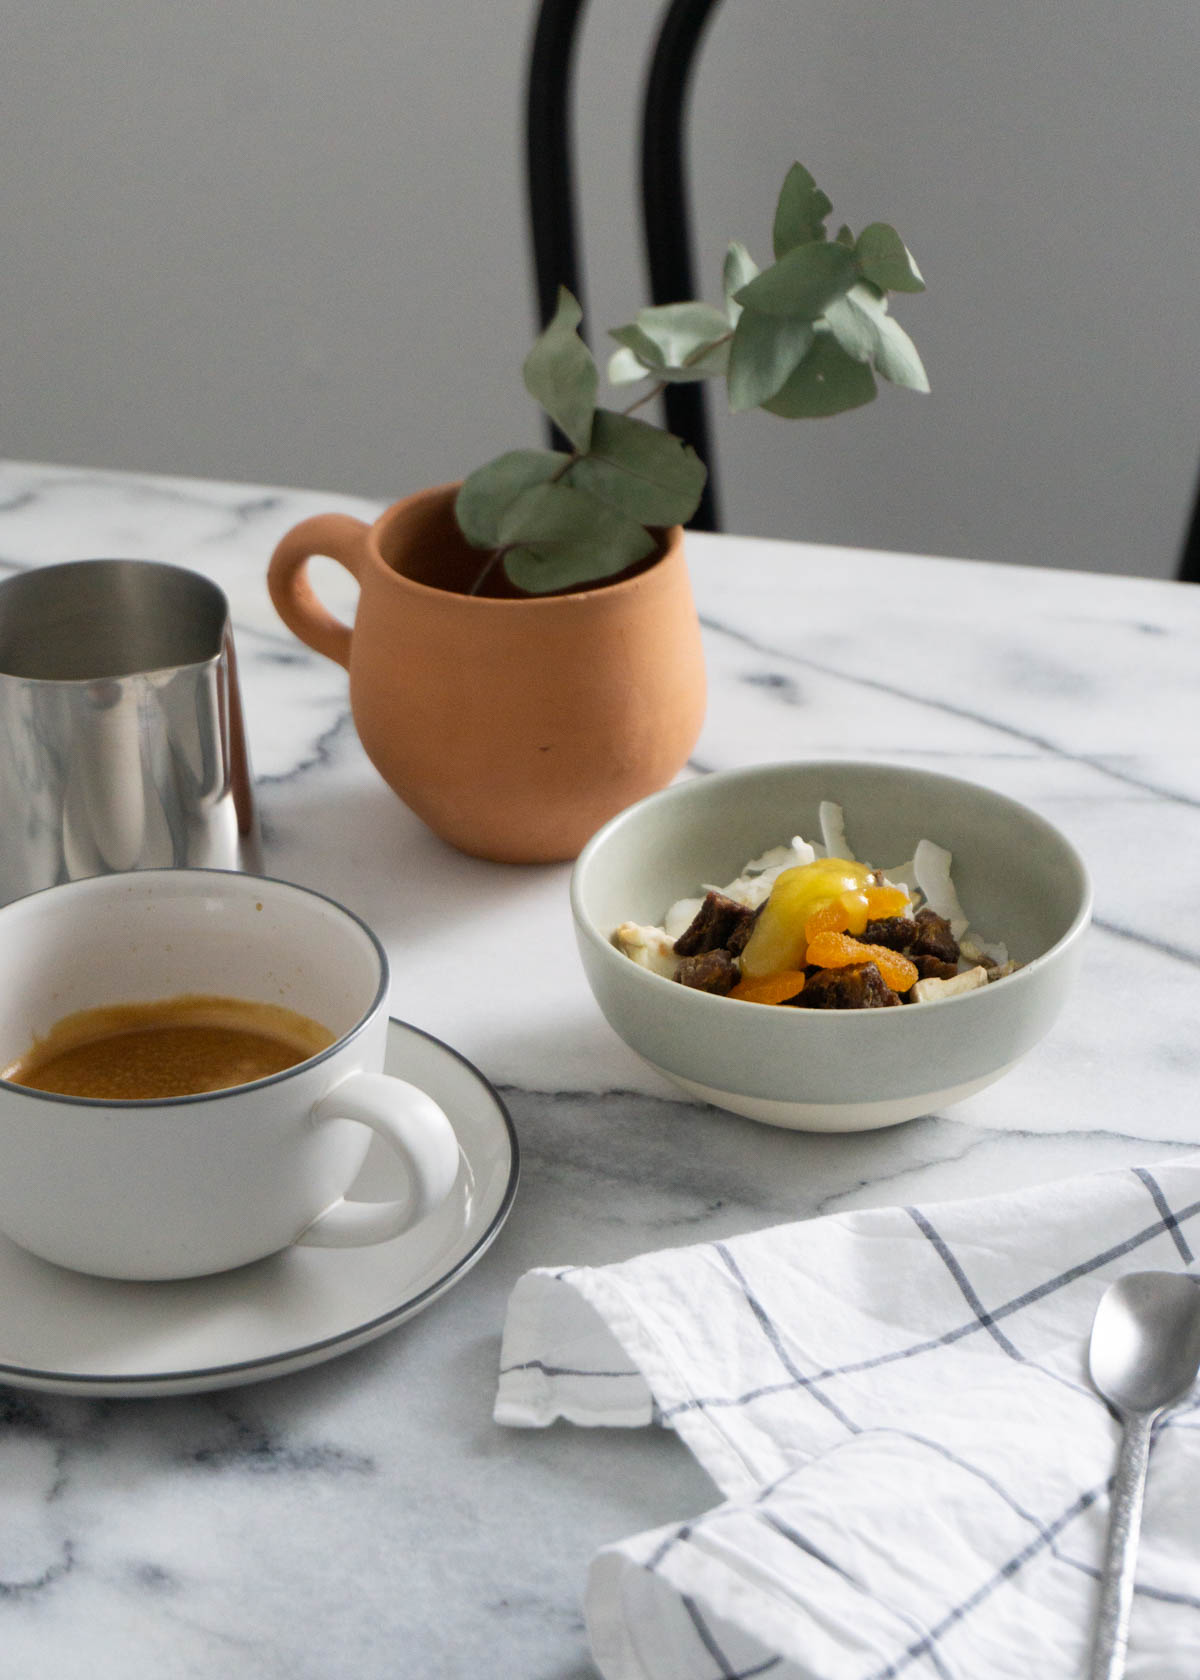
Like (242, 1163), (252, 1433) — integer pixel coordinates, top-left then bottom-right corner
(4, 1), (1197, 579)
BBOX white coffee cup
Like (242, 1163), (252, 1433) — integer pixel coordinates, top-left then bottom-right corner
(0, 869), (463, 1280)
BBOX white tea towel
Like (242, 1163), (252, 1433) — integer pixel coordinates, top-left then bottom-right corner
(495, 1159), (1200, 1679)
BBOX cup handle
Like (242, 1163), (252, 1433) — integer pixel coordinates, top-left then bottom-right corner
(266, 513), (371, 670)
(296, 1072), (462, 1248)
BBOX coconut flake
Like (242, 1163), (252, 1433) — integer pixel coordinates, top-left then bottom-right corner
(740, 838), (816, 876)
(663, 897), (704, 941)
(912, 839), (970, 938)
(721, 835), (816, 907)
(818, 801), (853, 860)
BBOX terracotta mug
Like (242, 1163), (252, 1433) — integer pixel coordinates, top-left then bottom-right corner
(266, 484), (707, 863)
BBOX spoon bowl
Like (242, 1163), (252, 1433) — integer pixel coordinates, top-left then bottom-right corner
(1087, 1270), (1200, 1680)
(1090, 1271), (1200, 1416)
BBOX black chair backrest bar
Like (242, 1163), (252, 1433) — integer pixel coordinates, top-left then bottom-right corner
(1179, 488), (1200, 583)
(525, 0), (723, 530)
(641, 0), (723, 532)
(526, 0), (588, 338)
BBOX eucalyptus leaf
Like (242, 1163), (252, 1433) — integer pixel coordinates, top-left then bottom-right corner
(639, 300), (731, 359)
(567, 409), (706, 526)
(722, 241), (760, 324)
(455, 449), (568, 549)
(869, 312), (929, 391)
(608, 345), (651, 385)
(609, 302), (731, 381)
(734, 240), (856, 320)
(498, 481), (656, 594)
(822, 288), (878, 365)
(609, 322), (666, 372)
(522, 287), (598, 451)
(761, 331), (878, 418)
(669, 336), (731, 381)
(772, 163), (832, 256)
(727, 310), (815, 412)
(855, 223), (925, 293)
(824, 285), (930, 390)
(611, 341), (731, 384)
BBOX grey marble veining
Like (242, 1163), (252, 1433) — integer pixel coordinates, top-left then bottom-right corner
(0, 458), (1197, 1679)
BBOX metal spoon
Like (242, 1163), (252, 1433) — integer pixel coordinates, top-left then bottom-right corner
(1087, 1270), (1200, 1680)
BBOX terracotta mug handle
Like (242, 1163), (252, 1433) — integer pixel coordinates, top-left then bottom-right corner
(266, 513), (371, 670)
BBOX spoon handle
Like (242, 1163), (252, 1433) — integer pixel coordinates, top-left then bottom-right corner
(1090, 1409), (1155, 1680)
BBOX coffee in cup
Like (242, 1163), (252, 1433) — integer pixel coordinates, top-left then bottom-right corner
(0, 870), (462, 1280)
(4, 994), (336, 1100)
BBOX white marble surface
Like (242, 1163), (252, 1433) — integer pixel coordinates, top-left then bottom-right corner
(0, 457), (1197, 1677)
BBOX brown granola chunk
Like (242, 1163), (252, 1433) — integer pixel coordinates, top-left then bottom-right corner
(913, 954), (959, 982)
(857, 915), (915, 951)
(908, 907), (959, 964)
(673, 891), (758, 957)
(725, 902), (762, 956)
(794, 962), (901, 1010)
(673, 948), (739, 995)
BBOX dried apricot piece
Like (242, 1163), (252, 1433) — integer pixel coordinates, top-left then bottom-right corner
(863, 884), (909, 919)
(728, 970), (807, 1006)
(804, 900), (849, 941)
(867, 948), (918, 993)
(804, 931), (918, 993)
(805, 930), (866, 968)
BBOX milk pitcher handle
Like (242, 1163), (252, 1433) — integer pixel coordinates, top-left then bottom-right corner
(266, 514), (371, 670)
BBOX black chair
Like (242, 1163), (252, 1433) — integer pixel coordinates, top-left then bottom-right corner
(525, 0), (723, 533)
(526, 0), (1199, 579)
(1179, 489), (1200, 583)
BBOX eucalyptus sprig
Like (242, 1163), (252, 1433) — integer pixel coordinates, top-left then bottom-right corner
(456, 163), (928, 596)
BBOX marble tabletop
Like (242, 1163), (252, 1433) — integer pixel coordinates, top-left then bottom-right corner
(0, 457), (1196, 1678)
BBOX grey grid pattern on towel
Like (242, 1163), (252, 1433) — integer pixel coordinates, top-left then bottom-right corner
(495, 1159), (1200, 1680)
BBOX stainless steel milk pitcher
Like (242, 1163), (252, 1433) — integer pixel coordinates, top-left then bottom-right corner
(0, 559), (260, 904)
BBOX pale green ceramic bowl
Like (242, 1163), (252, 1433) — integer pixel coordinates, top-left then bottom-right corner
(570, 761), (1092, 1132)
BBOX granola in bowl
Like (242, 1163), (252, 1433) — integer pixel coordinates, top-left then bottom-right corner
(614, 800), (1017, 1009)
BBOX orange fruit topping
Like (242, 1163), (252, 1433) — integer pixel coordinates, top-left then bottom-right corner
(728, 970), (807, 1005)
(863, 884), (910, 919)
(803, 931), (918, 993)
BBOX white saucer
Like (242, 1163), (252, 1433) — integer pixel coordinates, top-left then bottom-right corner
(0, 1020), (518, 1397)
